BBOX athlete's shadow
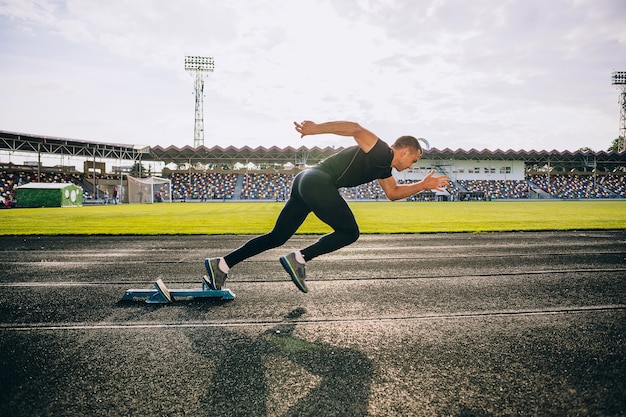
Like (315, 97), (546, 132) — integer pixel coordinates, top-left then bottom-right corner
(189, 308), (373, 416)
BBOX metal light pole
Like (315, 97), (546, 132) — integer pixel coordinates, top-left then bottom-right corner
(611, 71), (626, 152)
(185, 56), (215, 148)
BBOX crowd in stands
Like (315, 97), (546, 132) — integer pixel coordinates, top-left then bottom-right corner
(598, 174), (626, 198)
(341, 181), (386, 200)
(458, 180), (529, 200)
(3, 166), (626, 207)
(241, 173), (293, 200)
(169, 172), (237, 201)
(237, 173), (626, 201)
(527, 174), (620, 199)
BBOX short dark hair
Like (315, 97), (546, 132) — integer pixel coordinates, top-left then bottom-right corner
(391, 135), (422, 153)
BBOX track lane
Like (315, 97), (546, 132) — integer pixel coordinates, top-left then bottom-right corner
(1, 231), (625, 416)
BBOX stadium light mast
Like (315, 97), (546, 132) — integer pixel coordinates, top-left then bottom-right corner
(611, 71), (626, 152)
(185, 56), (214, 148)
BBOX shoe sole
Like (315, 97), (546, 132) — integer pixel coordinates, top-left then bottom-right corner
(280, 256), (308, 293)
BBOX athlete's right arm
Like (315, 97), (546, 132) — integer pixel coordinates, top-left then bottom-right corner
(293, 120), (379, 153)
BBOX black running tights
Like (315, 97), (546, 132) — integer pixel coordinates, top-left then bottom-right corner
(223, 169), (360, 267)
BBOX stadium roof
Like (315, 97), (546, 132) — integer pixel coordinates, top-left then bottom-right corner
(150, 144), (626, 169)
(1, 129), (625, 169)
(424, 148), (626, 165)
(149, 144), (339, 165)
(0, 130), (153, 161)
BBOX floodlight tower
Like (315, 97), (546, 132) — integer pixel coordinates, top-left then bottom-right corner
(185, 56), (214, 148)
(611, 71), (626, 152)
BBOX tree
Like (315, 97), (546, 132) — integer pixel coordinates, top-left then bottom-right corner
(129, 162), (148, 177)
(608, 137), (623, 152)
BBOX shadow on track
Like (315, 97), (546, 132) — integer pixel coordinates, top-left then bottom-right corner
(189, 307), (373, 416)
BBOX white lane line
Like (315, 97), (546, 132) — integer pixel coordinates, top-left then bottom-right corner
(1, 267), (625, 288)
(1, 305), (624, 332)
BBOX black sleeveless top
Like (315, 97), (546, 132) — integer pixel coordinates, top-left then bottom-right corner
(316, 139), (393, 188)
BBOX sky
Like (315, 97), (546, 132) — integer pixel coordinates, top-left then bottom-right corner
(1, 0), (625, 153)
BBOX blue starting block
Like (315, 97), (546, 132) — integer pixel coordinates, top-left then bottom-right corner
(122, 277), (235, 304)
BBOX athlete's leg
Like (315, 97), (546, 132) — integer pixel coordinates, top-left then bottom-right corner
(296, 170), (360, 261)
(223, 173), (310, 267)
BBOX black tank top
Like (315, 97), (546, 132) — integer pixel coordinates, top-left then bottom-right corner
(316, 139), (393, 188)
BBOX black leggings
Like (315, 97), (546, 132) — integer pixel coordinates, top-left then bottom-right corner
(223, 169), (360, 267)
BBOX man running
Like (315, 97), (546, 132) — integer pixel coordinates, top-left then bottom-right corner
(204, 120), (450, 293)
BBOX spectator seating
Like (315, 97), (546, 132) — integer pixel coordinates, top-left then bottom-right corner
(340, 181), (386, 200)
(3, 167), (626, 204)
(599, 174), (626, 197)
(169, 172), (237, 200)
(527, 174), (623, 199)
(457, 180), (529, 199)
(240, 173), (293, 200)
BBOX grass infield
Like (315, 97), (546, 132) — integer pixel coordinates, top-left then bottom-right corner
(1, 200), (625, 235)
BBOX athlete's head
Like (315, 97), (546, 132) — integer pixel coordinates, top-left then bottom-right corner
(391, 135), (423, 171)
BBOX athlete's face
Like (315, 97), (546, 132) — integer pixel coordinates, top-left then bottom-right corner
(393, 148), (422, 171)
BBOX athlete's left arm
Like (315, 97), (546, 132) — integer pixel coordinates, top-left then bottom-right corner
(378, 170), (450, 201)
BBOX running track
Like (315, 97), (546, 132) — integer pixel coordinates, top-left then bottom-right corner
(0, 231), (624, 416)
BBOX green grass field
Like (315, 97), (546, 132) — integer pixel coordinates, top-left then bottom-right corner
(1, 200), (625, 235)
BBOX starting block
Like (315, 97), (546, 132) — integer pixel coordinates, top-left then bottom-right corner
(122, 277), (235, 304)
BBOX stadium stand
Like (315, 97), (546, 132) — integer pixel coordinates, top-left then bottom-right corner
(599, 174), (626, 197)
(4, 167), (626, 205)
(164, 172), (626, 201)
(527, 174), (624, 199)
(340, 180), (386, 200)
(457, 179), (530, 200)
(1, 130), (625, 204)
(169, 172), (237, 201)
(240, 172), (293, 200)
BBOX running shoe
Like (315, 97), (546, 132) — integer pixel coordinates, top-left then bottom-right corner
(280, 252), (308, 293)
(204, 258), (228, 290)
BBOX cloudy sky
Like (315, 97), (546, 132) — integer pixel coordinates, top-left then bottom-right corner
(1, 0), (625, 153)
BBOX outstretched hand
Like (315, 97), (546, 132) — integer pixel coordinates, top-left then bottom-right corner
(420, 170), (450, 192)
(293, 120), (316, 138)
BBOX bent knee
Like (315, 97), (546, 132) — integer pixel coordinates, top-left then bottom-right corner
(345, 226), (360, 244)
(260, 229), (291, 248)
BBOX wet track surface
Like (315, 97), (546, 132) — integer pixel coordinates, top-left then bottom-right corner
(0, 231), (625, 416)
